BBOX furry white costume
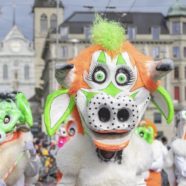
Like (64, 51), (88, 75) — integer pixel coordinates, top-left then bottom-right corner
(150, 140), (168, 172)
(0, 92), (39, 186)
(57, 133), (152, 186)
(135, 121), (168, 186)
(44, 16), (174, 186)
(166, 110), (186, 186)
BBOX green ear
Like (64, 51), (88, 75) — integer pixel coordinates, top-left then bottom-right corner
(151, 86), (174, 124)
(44, 89), (75, 136)
(15, 93), (33, 127)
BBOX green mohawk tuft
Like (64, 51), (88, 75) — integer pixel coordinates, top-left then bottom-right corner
(91, 15), (125, 52)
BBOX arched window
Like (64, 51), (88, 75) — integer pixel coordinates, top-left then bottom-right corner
(3, 64), (8, 80)
(40, 14), (48, 33)
(50, 14), (57, 30)
(24, 65), (30, 80)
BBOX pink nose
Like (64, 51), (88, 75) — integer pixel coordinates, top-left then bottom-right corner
(57, 137), (68, 148)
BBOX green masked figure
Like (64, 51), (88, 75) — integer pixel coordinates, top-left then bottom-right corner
(0, 92), (33, 143)
(0, 92), (39, 186)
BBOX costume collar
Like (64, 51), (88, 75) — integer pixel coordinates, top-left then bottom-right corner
(0, 131), (22, 146)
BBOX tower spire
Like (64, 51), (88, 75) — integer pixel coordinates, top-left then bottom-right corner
(12, 0), (16, 26)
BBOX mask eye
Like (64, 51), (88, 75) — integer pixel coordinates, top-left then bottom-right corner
(115, 67), (133, 86)
(67, 125), (76, 137)
(59, 128), (67, 136)
(4, 115), (10, 124)
(139, 131), (144, 137)
(0, 130), (6, 143)
(92, 66), (107, 84)
(116, 73), (127, 85)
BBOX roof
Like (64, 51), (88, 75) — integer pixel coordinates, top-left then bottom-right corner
(167, 0), (186, 17)
(33, 0), (64, 9)
(4, 25), (27, 41)
(60, 11), (169, 35)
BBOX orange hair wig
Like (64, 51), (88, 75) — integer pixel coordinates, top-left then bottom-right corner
(68, 41), (159, 95)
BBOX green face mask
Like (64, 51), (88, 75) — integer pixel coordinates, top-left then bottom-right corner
(0, 101), (22, 133)
(0, 92), (33, 142)
(135, 126), (154, 144)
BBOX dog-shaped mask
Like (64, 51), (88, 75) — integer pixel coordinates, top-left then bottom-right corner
(44, 17), (174, 152)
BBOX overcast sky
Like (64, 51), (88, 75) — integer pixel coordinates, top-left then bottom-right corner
(0, 0), (186, 40)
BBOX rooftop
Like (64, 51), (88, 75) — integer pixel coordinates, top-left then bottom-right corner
(167, 0), (186, 17)
(60, 11), (169, 35)
(33, 0), (64, 9)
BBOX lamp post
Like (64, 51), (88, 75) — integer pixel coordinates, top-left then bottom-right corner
(52, 0), (60, 91)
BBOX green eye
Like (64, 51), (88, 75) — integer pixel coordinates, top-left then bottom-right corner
(92, 66), (107, 84)
(139, 131), (144, 137)
(1, 113), (18, 132)
(95, 71), (105, 82)
(115, 68), (131, 86)
(4, 115), (10, 124)
(0, 129), (6, 143)
(116, 73), (127, 85)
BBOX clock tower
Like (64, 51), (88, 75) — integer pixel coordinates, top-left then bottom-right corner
(32, 0), (64, 88)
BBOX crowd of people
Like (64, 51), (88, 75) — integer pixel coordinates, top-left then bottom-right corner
(33, 133), (58, 185)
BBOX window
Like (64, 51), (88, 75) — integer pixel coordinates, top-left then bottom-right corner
(152, 26), (160, 40)
(154, 112), (162, 124)
(174, 86), (180, 101)
(128, 26), (136, 40)
(3, 64), (8, 80)
(185, 87), (186, 100)
(24, 65), (30, 80)
(50, 14), (57, 30)
(184, 47), (186, 58)
(174, 66), (179, 79)
(173, 46), (180, 58)
(60, 27), (69, 39)
(185, 67), (186, 79)
(183, 22), (186, 34)
(84, 26), (91, 40)
(40, 14), (48, 33)
(172, 21), (181, 35)
(61, 46), (68, 58)
(152, 47), (160, 58)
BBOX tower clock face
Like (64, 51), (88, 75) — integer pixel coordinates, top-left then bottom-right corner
(10, 41), (21, 52)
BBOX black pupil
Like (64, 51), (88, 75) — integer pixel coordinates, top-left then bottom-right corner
(98, 107), (111, 122)
(4, 116), (10, 124)
(117, 109), (130, 122)
(69, 128), (75, 136)
(92, 66), (107, 84)
(140, 132), (144, 137)
(115, 68), (130, 86)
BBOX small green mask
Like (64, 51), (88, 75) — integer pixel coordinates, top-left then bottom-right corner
(0, 92), (33, 134)
(135, 126), (154, 144)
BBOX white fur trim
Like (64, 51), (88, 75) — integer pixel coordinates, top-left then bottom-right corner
(0, 132), (34, 185)
(57, 133), (153, 186)
(172, 139), (186, 157)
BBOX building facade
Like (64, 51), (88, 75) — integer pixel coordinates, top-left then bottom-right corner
(41, 1), (186, 141)
(0, 25), (35, 99)
(32, 0), (64, 88)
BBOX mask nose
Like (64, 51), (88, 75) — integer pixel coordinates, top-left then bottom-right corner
(117, 108), (130, 122)
(87, 93), (140, 132)
(98, 107), (111, 122)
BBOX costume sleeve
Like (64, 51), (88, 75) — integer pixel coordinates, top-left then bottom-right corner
(150, 156), (163, 171)
(174, 155), (186, 177)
